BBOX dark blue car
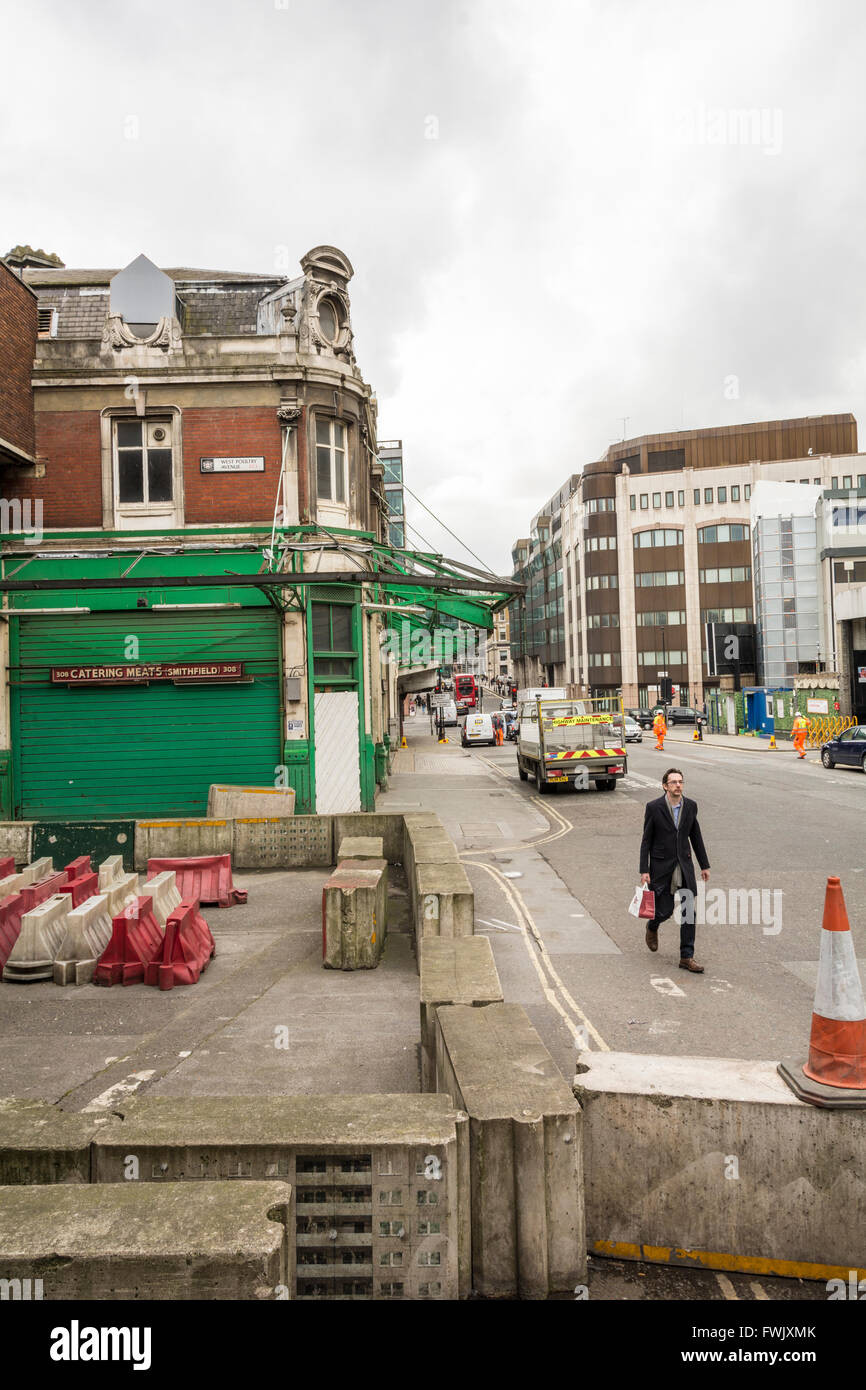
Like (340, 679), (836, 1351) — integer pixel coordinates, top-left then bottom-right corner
(821, 725), (866, 772)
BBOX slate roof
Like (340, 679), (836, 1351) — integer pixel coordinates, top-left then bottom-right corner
(23, 266), (283, 286)
(24, 266), (289, 338)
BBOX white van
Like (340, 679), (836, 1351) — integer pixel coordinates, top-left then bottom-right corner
(439, 700), (459, 727)
(461, 712), (496, 746)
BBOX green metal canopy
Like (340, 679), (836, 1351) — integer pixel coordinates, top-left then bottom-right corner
(0, 526), (522, 631)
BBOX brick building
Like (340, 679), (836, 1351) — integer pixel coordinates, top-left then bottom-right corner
(0, 244), (513, 822)
(0, 245), (401, 819)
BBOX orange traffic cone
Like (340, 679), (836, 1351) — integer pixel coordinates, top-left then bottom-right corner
(767, 734), (777, 750)
(779, 876), (866, 1107)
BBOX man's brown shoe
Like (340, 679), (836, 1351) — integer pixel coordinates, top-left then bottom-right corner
(645, 928), (658, 952)
(679, 958), (704, 973)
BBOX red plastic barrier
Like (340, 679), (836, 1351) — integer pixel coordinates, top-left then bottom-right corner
(144, 898), (216, 990)
(58, 871), (98, 908)
(146, 854), (247, 908)
(64, 855), (92, 881)
(0, 856), (15, 879)
(93, 897), (163, 986)
(28, 872), (67, 906)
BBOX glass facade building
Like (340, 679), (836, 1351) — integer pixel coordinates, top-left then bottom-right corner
(378, 440), (405, 549)
(753, 509), (820, 685)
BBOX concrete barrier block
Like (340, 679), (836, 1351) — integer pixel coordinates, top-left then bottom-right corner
(141, 870), (181, 927)
(341, 856), (388, 933)
(92, 1095), (462, 1300)
(134, 819), (233, 870)
(104, 872), (140, 918)
(97, 855), (124, 890)
(0, 1181), (293, 1299)
(334, 813), (404, 864)
(420, 938), (503, 1091)
(232, 815), (333, 868)
(337, 835), (384, 862)
(3, 893), (71, 983)
(322, 865), (385, 970)
(54, 894), (114, 986)
(0, 1098), (107, 1183)
(0, 823), (32, 865)
(208, 785), (296, 818)
(435, 1003), (585, 1298)
(414, 862), (474, 951)
(574, 1052), (866, 1279)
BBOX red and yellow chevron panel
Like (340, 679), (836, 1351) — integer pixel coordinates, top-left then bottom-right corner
(546, 747), (626, 760)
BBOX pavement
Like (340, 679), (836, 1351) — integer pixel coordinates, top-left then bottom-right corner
(0, 865), (422, 1110)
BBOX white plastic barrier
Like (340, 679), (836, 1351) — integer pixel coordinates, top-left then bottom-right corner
(20, 858), (53, 886)
(104, 873), (140, 918)
(142, 870), (181, 927)
(97, 855), (125, 892)
(3, 894), (70, 982)
(54, 894), (115, 986)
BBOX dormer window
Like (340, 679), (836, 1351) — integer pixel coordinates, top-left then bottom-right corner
(37, 306), (57, 338)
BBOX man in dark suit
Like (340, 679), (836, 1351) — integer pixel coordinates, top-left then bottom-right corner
(639, 767), (711, 973)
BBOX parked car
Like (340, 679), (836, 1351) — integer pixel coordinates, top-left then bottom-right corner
(821, 725), (866, 771)
(462, 712), (496, 747)
(666, 706), (698, 724)
(627, 708), (655, 729)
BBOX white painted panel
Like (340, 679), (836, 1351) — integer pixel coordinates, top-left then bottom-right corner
(314, 691), (361, 813)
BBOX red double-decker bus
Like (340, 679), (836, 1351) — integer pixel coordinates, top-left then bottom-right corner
(454, 674), (478, 710)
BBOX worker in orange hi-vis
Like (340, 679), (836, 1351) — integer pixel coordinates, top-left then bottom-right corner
(792, 711), (811, 759)
(653, 710), (667, 751)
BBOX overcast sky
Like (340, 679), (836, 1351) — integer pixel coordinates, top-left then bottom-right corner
(3, 0), (866, 574)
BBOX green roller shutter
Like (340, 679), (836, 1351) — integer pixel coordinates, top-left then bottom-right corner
(12, 610), (282, 820)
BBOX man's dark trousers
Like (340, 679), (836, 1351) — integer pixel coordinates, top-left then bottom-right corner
(639, 794), (710, 960)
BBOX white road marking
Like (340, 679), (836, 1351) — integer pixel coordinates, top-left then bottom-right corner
(83, 1070), (156, 1112)
(467, 860), (610, 1051)
(650, 977), (687, 997)
(709, 978), (733, 994)
(476, 917), (519, 933)
(750, 1281), (770, 1301)
(648, 1019), (682, 1035)
(715, 1272), (739, 1301)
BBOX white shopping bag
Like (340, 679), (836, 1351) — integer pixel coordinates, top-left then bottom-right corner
(627, 884), (644, 918)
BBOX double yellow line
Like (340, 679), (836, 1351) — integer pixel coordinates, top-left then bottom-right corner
(461, 766), (608, 1051)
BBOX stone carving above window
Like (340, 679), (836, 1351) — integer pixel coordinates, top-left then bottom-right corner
(101, 314), (182, 353)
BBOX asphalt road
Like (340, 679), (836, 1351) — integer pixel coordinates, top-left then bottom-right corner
(424, 690), (866, 1073)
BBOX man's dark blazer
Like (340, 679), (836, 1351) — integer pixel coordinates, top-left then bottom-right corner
(639, 794), (710, 897)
